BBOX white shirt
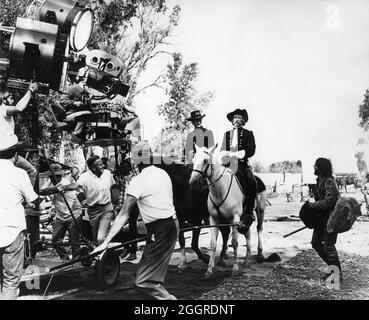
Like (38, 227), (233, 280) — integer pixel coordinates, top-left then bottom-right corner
(126, 166), (175, 224)
(77, 169), (115, 206)
(42, 176), (81, 222)
(0, 160), (38, 248)
(0, 104), (17, 144)
(231, 128), (238, 148)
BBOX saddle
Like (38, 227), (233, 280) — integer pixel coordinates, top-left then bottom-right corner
(234, 173), (266, 195)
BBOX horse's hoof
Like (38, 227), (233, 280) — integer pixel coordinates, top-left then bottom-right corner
(257, 254), (265, 263)
(205, 271), (213, 279)
(232, 266), (240, 276)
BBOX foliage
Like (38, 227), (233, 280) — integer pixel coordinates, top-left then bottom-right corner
(153, 53), (214, 158)
(269, 160), (302, 181)
(251, 161), (268, 173)
(359, 89), (369, 131)
(1, 0), (181, 165)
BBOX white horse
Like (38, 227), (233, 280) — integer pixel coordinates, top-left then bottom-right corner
(189, 144), (266, 277)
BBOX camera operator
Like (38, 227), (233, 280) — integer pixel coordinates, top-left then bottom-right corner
(60, 68), (92, 143)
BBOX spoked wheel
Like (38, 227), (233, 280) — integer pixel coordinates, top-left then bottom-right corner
(94, 250), (120, 289)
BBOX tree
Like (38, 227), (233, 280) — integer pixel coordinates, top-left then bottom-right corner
(251, 161), (267, 173)
(1, 0), (182, 165)
(355, 137), (368, 176)
(269, 160), (302, 182)
(153, 53), (214, 157)
(80, 0), (181, 107)
(359, 89), (369, 131)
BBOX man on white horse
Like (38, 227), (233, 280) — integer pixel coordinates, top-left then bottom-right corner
(220, 108), (257, 235)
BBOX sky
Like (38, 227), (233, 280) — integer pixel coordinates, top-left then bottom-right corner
(133, 0), (369, 175)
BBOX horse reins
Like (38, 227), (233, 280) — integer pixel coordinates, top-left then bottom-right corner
(192, 163), (234, 215)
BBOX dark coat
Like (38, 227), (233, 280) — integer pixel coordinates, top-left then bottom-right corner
(185, 127), (214, 164)
(310, 176), (340, 223)
(220, 127), (255, 166)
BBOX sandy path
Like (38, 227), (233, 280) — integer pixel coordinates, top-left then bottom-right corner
(18, 191), (369, 300)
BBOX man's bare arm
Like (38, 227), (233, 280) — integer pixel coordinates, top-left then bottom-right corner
(103, 195), (138, 244)
(6, 83), (38, 117)
(92, 195), (138, 253)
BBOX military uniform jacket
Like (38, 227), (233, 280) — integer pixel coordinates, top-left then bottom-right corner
(185, 127), (214, 164)
(220, 127), (256, 166)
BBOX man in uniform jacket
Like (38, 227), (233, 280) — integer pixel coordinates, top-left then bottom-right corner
(220, 108), (257, 234)
(184, 110), (214, 165)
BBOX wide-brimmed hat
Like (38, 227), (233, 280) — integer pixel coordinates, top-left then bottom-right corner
(46, 163), (67, 176)
(226, 108), (248, 123)
(0, 135), (26, 155)
(187, 110), (205, 122)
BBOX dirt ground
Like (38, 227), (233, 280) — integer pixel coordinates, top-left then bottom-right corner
(18, 189), (369, 300)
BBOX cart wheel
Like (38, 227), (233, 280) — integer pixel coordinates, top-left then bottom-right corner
(94, 250), (120, 289)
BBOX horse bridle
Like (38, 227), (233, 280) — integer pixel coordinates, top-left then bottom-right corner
(191, 160), (233, 214)
(192, 163), (227, 187)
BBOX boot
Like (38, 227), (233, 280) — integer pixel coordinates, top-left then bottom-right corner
(238, 209), (255, 235)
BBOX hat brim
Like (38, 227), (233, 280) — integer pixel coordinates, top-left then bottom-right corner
(227, 110), (248, 123)
(186, 114), (205, 121)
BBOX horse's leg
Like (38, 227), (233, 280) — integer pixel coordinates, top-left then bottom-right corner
(256, 192), (266, 263)
(192, 228), (209, 264)
(243, 228), (252, 265)
(206, 216), (219, 278)
(178, 230), (187, 270)
(231, 225), (239, 275)
(220, 226), (230, 260)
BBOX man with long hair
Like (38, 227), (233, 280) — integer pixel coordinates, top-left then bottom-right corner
(308, 157), (342, 281)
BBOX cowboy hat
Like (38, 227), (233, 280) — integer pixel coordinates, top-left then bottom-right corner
(0, 135), (26, 155)
(46, 163), (67, 176)
(226, 108), (248, 123)
(186, 110), (205, 122)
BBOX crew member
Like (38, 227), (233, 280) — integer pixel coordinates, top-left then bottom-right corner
(40, 164), (82, 260)
(93, 141), (179, 300)
(0, 81), (38, 185)
(62, 156), (115, 244)
(0, 136), (38, 300)
(59, 68), (91, 143)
